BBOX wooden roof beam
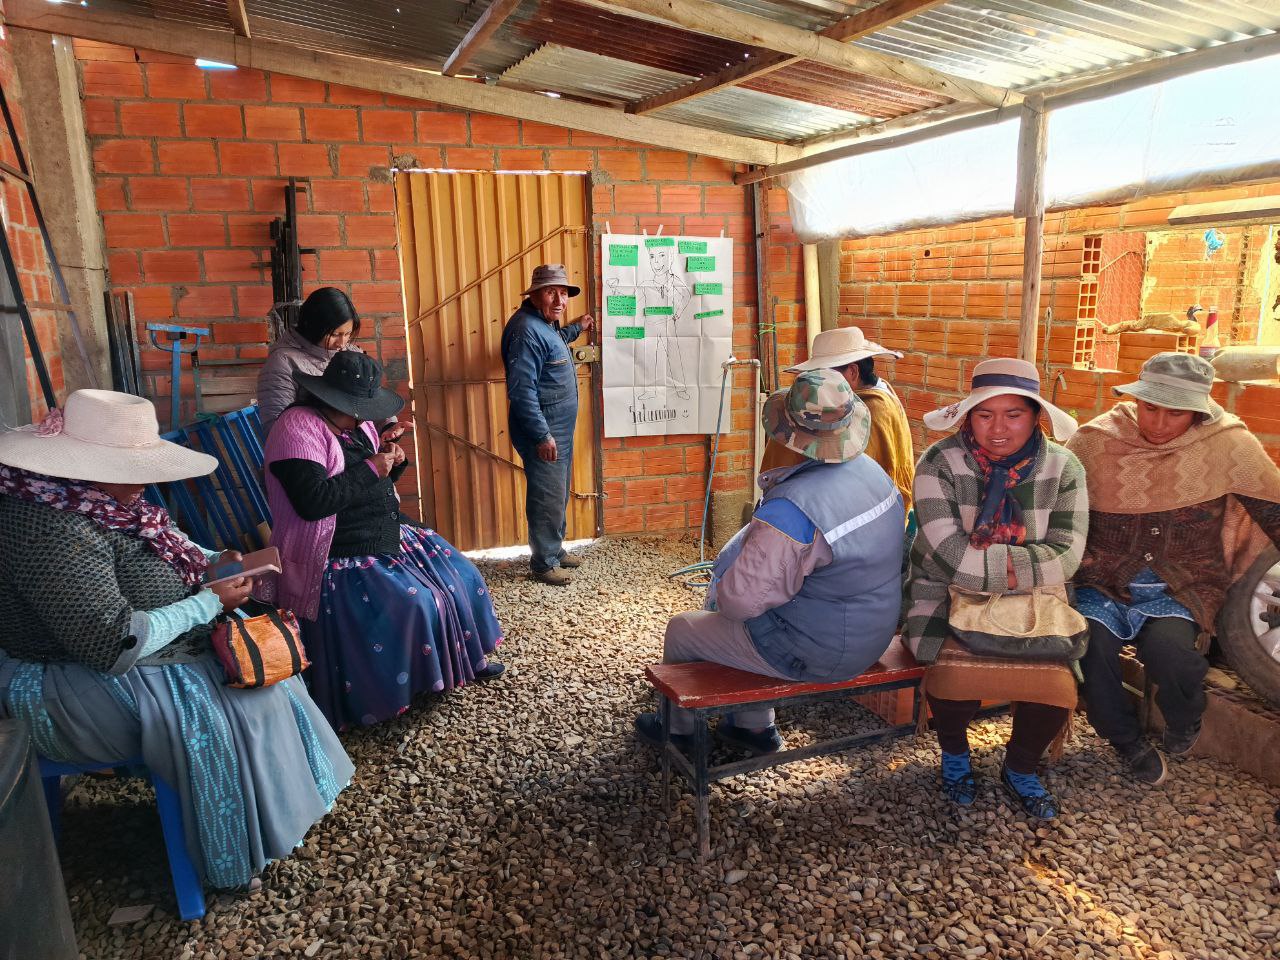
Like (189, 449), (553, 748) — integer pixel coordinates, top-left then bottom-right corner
(578, 0), (1018, 109)
(4, 0), (801, 166)
(630, 0), (950, 115)
(442, 0), (523, 77)
(227, 0), (251, 38)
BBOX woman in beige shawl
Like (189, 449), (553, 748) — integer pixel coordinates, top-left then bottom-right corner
(1066, 353), (1280, 786)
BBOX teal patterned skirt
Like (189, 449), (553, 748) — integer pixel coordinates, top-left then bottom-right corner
(0, 652), (354, 889)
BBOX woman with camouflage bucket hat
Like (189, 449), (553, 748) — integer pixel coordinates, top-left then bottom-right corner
(635, 369), (905, 757)
(1067, 352), (1280, 787)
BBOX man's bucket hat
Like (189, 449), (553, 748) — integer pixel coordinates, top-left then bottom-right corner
(522, 263), (581, 298)
(1112, 351), (1223, 422)
(762, 368), (871, 464)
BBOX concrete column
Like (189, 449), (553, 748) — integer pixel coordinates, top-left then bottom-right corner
(8, 29), (109, 390)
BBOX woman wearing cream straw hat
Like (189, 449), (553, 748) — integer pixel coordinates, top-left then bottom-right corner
(636, 369), (904, 756)
(0, 389), (353, 891)
(1067, 353), (1280, 786)
(906, 359), (1087, 820)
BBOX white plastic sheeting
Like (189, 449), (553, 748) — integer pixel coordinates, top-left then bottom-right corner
(786, 54), (1280, 243)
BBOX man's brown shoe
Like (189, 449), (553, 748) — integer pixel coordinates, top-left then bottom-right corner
(558, 554), (582, 569)
(535, 567), (572, 586)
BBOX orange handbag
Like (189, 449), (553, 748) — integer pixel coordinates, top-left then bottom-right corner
(212, 607), (309, 688)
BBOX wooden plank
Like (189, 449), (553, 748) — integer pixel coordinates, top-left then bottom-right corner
(226, 0), (251, 39)
(442, 0), (523, 77)
(200, 374), (259, 395)
(579, 0), (1016, 108)
(4, 0), (798, 166)
(630, 0), (951, 115)
(645, 637), (922, 709)
(1168, 197), (1280, 227)
(1015, 94), (1047, 364)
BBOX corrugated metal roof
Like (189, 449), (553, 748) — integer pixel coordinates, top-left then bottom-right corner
(653, 84), (870, 140)
(499, 44), (693, 106)
(84, 0), (1280, 148)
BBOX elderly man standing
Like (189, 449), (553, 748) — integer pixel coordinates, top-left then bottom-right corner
(502, 264), (595, 586)
(764, 326), (915, 513)
(635, 369), (905, 754)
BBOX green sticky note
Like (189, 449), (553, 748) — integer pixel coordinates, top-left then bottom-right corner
(606, 295), (636, 317)
(694, 282), (722, 296)
(609, 244), (638, 266)
(695, 309), (724, 320)
(643, 306), (675, 316)
(686, 256), (716, 272)
(616, 326), (645, 339)
(644, 237), (675, 248)
(679, 240), (708, 254)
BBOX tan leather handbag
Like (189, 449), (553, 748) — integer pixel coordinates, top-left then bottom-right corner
(946, 585), (1089, 661)
(212, 607), (309, 688)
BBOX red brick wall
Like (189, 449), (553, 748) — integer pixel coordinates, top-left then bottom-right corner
(2, 17), (65, 419)
(823, 181), (1280, 467)
(74, 40), (762, 533)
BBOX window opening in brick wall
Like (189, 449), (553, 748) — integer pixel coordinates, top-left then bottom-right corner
(1072, 235), (1102, 368)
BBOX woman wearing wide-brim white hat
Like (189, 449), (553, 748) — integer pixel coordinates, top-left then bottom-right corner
(0, 388), (218, 483)
(0, 389), (354, 892)
(922, 357), (1078, 441)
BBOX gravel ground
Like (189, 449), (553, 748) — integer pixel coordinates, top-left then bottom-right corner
(62, 537), (1280, 960)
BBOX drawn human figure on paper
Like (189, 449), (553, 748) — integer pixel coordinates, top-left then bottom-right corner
(637, 245), (691, 401)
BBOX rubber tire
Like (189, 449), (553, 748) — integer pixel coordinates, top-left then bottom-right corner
(1217, 545), (1280, 708)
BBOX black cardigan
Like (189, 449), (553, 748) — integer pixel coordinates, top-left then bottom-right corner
(269, 429), (409, 557)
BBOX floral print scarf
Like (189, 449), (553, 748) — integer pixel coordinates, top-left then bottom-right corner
(959, 423), (1042, 548)
(0, 465), (209, 587)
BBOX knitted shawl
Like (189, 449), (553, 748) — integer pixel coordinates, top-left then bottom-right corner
(1067, 402), (1280, 579)
(262, 406), (380, 621)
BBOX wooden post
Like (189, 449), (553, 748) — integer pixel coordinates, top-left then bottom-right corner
(1015, 94), (1047, 364)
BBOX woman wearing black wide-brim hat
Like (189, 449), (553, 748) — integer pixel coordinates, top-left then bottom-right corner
(263, 351), (506, 730)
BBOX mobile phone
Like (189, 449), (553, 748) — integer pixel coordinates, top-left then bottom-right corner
(205, 546), (282, 586)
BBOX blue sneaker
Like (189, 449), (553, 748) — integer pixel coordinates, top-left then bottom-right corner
(940, 751), (977, 806)
(1000, 765), (1058, 820)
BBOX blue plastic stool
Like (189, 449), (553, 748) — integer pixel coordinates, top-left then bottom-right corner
(39, 756), (206, 921)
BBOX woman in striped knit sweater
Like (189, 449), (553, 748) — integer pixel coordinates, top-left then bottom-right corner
(905, 359), (1088, 820)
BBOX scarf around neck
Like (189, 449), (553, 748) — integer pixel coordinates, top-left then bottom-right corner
(960, 423), (1043, 548)
(0, 465), (209, 587)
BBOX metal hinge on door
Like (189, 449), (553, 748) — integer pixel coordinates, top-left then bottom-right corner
(573, 345), (600, 363)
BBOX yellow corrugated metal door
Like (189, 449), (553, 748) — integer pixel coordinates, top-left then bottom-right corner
(395, 171), (599, 551)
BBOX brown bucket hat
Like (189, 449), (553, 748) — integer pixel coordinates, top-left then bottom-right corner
(522, 264), (581, 298)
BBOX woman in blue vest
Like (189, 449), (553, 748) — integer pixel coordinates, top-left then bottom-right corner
(635, 369), (905, 754)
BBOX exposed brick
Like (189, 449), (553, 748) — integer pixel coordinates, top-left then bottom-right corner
(310, 179), (367, 212)
(96, 178), (128, 211)
(127, 176), (190, 211)
(244, 105), (302, 140)
(271, 75), (327, 102)
(210, 69), (268, 101)
(345, 215), (398, 248)
(471, 115), (521, 145)
(203, 248), (263, 282)
(169, 214), (227, 247)
(522, 121), (571, 146)
(319, 249), (374, 281)
(141, 250), (201, 283)
(81, 61), (145, 99)
(93, 139), (154, 175)
(278, 142), (334, 176)
(191, 178), (251, 211)
(337, 144), (390, 176)
(144, 63), (207, 100)
(498, 149), (544, 171)
(107, 251), (142, 284)
(119, 101), (181, 136)
(360, 109), (415, 144)
(101, 213), (166, 249)
(183, 103), (243, 138)
(175, 284), (235, 318)
(304, 107), (360, 142)
(444, 147), (495, 170)
(217, 141), (278, 176)
(83, 98), (120, 135)
(296, 215), (342, 248)
(328, 83), (383, 106)
(415, 111), (468, 144)
(158, 141), (218, 175)
(210, 320), (268, 343)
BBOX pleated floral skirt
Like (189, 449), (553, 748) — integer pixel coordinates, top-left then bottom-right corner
(301, 524), (504, 731)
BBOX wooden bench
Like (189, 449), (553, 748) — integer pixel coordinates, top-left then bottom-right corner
(644, 637), (926, 860)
